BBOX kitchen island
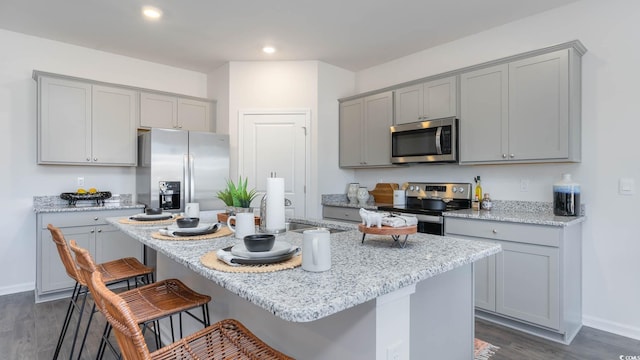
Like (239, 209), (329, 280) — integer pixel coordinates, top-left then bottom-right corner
(108, 212), (501, 359)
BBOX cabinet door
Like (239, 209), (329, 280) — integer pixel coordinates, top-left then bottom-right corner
(92, 85), (138, 165)
(508, 50), (569, 161)
(362, 91), (393, 166)
(339, 98), (364, 167)
(94, 224), (143, 264)
(496, 241), (560, 329)
(40, 227), (93, 293)
(423, 76), (457, 120)
(474, 253), (496, 312)
(140, 92), (178, 129)
(38, 77), (92, 164)
(394, 84), (423, 125)
(459, 64), (509, 163)
(178, 98), (211, 132)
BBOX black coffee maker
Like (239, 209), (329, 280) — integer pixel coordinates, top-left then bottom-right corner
(159, 181), (181, 210)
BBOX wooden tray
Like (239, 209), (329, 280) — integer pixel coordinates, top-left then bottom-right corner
(217, 212), (260, 225)
(358, 224), (417, 248)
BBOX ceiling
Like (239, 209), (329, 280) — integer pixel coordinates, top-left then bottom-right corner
(0, 0), (579, 73)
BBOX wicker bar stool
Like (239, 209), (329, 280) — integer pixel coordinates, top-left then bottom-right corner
(89, 270), (294, 360)
(48, 224), (155, 360)
(69, 240), (213, 360)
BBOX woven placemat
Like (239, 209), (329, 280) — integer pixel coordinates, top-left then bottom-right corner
(200, 251), (302, 273)
(119, 217), (178, 226)
(151, 227), (233, 241)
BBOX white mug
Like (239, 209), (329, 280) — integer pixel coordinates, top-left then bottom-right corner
(302, 229), (331, 272)
(185, 202), (200, 218)
(227, 212), (255, 239)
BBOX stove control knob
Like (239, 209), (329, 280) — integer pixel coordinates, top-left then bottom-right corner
(457, 187), (465, 193)
(452, 187), (458, 193)
(409, 185), (415, 191)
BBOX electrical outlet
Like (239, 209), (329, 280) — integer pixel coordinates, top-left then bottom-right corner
(520, 179), (529, 192)
(77, 177), (84, 187)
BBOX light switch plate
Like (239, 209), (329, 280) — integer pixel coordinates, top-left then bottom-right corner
(619, 178), (635, 195)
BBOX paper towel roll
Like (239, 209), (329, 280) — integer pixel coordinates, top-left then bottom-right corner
(266, 177), (285, 231)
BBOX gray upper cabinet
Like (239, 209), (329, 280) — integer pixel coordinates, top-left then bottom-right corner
(339, 91), (393, 168)
(460, 48), (581, 164)
(394, 76), (457, 125)
(37, 75), (137, 166)
(140, 92), (213, 132)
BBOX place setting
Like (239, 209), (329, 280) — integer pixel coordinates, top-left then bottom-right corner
(152, 217), (232, 240)
(200, 212), (301, 273)
(119, 207), (178, 225)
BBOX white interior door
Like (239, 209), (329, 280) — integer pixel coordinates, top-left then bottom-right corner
(239, 109), (309, 218)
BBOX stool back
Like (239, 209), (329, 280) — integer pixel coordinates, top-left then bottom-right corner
(47, 224), (83, 284)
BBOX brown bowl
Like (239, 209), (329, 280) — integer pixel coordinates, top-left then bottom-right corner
(243, 234), (275, 252)
(176, 217), (199, 228)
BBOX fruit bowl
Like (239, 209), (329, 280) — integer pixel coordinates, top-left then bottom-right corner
(60, 191), (112, 206)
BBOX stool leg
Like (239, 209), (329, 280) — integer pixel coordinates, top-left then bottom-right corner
(68, 287), (89, 360)
(75, 303), (97, 360)
(53, 282), (80, 360)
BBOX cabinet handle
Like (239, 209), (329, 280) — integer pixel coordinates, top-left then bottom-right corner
(91, 229), (95, 233)
(502, 154), (507, 159)
(86, 158), (91, 161)
(509, 154), (515, 158)
(93, 157), (98, 161)
(94, 217), (99, 221)
(344, 213), (350, 217)
(492, 229), (498, 234)
(97, 229), (102, 233)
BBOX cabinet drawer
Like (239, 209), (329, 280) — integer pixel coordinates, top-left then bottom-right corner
(323, 206), (362, 223)
(445, 218), (560, 247)
(41, 209), (140, 229)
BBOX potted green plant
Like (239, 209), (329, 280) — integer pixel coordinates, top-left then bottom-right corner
(217, 176), (258, 214)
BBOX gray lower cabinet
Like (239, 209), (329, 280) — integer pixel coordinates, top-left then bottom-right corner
(36, 209), (143, 302)
(322, 206), (362, 223)
(445, 217), (582, 344)
(339, 91), (393, 168)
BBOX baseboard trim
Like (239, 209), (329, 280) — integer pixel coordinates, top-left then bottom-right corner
(0, 282), (34, 296)
(583, 315), (640, 341)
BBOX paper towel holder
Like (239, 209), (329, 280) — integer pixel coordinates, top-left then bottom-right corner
(259, 194), (292, 234)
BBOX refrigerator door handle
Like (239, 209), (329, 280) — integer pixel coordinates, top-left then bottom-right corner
(189, 154), (195, 202)
(183, 154), (190, 206)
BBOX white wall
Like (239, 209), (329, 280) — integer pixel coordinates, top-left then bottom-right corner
(0, 29), (208, 294)
(222, 61), (355, 219)
(352, 0), (640, 340)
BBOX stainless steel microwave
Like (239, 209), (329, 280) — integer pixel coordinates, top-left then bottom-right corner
(390, 117), (458, 164)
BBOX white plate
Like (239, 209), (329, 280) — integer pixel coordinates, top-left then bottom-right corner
(131, 213), (173, 220)
(167, 223), (214, 234)
(231, 241), (293, 259)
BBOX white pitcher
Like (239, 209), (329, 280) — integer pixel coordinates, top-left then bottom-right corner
(302, 229), (331, 272)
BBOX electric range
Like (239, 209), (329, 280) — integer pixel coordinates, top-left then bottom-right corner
(378, 182), (472, 235)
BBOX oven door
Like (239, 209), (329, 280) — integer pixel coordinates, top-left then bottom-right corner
(408, 213), (443, 235)
(390, 117), (457, 164)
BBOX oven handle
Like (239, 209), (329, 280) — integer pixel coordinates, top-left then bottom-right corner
(435, 126), (443, 155)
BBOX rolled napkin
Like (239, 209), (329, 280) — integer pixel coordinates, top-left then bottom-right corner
(381, 214), (418, 228)
(216, 249), (241, 267)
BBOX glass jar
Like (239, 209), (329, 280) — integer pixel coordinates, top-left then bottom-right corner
(553, 174), (580, 216)
(347, 183), (359, 204)
(481, 193), (493, 210)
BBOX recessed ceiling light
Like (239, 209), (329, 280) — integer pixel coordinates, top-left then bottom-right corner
(262, 46), (276, 54)
(142, 6), (163, 19)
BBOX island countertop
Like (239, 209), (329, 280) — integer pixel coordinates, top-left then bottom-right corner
(107, 213), (500, 323)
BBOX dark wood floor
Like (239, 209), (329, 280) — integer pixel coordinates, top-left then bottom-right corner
(1, 290), (639, 359)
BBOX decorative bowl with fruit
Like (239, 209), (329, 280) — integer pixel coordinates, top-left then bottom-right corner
(60, 189), (112, 205)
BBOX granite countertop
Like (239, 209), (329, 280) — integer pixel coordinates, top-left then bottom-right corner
(107, 211), (500, 323)
(442, 200), (586, 227)
(33, 194), (144, 213)
(321, 194), (390, 210)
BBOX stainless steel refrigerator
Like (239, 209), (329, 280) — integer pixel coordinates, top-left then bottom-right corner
(136, 128), (229, 213)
